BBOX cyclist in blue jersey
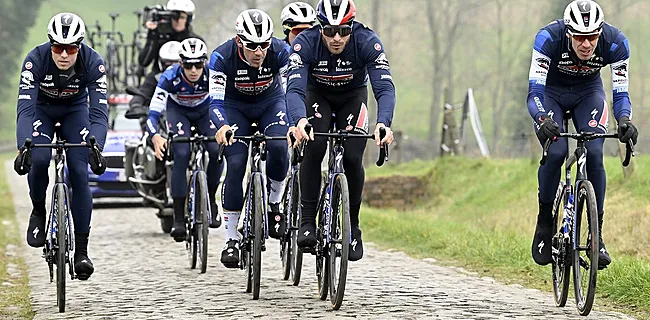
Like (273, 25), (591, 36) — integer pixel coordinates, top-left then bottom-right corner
(286, 0), (396, 262)
(209, 9), (291, 268)
(527, 0), (638, 268)
(147, 38), (224, 241)
(14, 13), (108, 280)
(280, 2), (317, 92)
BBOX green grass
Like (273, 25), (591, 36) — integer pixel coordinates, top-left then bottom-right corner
(363, 156), (650, 319)
(0, 153), (33, 319)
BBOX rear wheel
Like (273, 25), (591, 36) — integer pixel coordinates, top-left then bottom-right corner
(251, 174), (263, 300)
(197, 172), (209, 274)
(55, 184), (67, 313)
(551, 181), (570, 307)
(573, 181), (599, 316)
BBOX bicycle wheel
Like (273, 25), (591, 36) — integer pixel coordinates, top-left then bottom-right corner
(328, 174), (350, 310)
(251, 174), (264, 300)
(185, 187), (197, 269)
(290, 170), (303, 286)
(55, 184), (67, 313)
(551, 181), (570, 307)
(573, 180), (599, 316)
(316, 205), (329, 301)
(197, 172), (209, 274)
(281, 173), (292, 280)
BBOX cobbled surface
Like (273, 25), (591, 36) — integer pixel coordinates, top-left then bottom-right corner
(4, 162), (635, 319)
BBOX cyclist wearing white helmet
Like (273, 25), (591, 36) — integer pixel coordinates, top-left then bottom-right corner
(126, 40), (182, 120)
(281, 2), (317, 45)
(14, 12), (109, 280)
(146, 38), (224, 241)
(139, 0), (203, 73)
(528, 0), (637, 268)
(208, 9), (292, 268)
(286, 0), (396, 262)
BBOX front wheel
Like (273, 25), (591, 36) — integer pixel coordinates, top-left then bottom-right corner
(55, 184), (67, 313)
(251, 174), (264, 300)
(573, 181), (599, 316)
(328, 174), (350, 310)
(289, 170), (303, 286)
(197, 172), (210, 274)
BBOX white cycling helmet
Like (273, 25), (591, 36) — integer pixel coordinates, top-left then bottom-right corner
(564, 0), (604, 35)
(282, 2), (317, 26)
(235, 9), (274, 43)
(179, 38), (207, 63)
(166, 0), (195, 14)
(316, 0), (356, 26)
(158, 40), (182, 70)
(47, 12), (86, 45)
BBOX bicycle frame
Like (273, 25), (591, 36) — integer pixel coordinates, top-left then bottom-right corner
(317, 137), (346, 246)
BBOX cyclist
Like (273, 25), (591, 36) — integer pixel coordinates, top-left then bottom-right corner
(281, 2), (317, 46)
(286, 0), (396, 262)
(527, 0), (637, 268)
(14, 13), (108, 280)
(126, 41), (182, 121)
(147, 38), (223, 241)
(209, 9), (291, 268)
(138, 0), (202, 74)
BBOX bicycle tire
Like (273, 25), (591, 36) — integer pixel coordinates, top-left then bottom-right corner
(55, 184), (67, 313)
(317, 204), (329, 301)
(328, 174), (350, 310)
(551, 181), (570, 307)
(281, 173), (291, 281)
(244, 182), (252, 294)
(573, 180), (599, 316)
(252, 174), (263, 300)
(197, 172), (210, 274)
(290, 170), (303, 286)
(185, 188), (197, 270)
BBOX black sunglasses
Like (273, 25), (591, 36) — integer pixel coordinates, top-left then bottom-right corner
(182, 61), (204, 70)
(322, 24), (352, 37)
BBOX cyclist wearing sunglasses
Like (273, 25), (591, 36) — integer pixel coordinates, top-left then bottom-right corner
(14, 12), (108, 280)
(286, 0), (396, 262)
(147, 38), (224, 241)
(527, 0), (637, 268)
(208, 9), (291, 268)
(281, 2), (317, 46)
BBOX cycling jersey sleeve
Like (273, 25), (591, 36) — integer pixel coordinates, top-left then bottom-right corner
(363, 35), (396, 127)
(278, 41), (291, 95)
(285, 37), (311, 125)
(16, 51), (40, 149)
(86, 57), (109, 150)
(609, 31), (632, 120)
(527, 29), (554, 121)
(208, 51), (229, 128)
(146, 71), (174, 135)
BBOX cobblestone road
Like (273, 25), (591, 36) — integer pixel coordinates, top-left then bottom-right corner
(4, 162), (635, 319)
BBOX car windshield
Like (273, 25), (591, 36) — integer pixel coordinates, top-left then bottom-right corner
(110, 105), (141, 131)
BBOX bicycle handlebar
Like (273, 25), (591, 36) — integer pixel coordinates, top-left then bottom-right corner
(540, 132), (634, 167)
(312, 127), (389, 167)
(24, 136), (98, 150)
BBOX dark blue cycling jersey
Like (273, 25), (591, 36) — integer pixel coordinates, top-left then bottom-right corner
(285, 22), (396, 127)
(527, 20), (631, 121)
(207, 37), (290, 128)
(146, 63), (210, 135)
(16, 42), (108, 149)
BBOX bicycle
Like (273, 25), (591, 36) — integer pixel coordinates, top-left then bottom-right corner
(217, 130), (286, 300)
(542, 118), (634, 316)
(167, 128), (217, 274)
(302, 127), (388, 310)
(280, 132), (307, 285)
(22, 135), (101, 313)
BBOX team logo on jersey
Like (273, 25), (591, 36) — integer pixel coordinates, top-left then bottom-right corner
(535, 57), (550, 70)
(276, 111), (287, 125)
(99, 65), (105, 73)
(176, 122), (184, 135)
(613, 63), (627, 77)
(288, 53), (303, 71)
(293, 43), (301, 51)
(312, 103), (322, 118)
(374, 43), (382, 51)
(25, 61), (33, 70)
(20, 71), (34, 88)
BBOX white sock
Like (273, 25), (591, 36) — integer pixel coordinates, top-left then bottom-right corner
(223, 211), (240, 241)
(268, 178), (286, 205)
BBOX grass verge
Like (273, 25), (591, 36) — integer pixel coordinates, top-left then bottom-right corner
(0, 153), (34, 319)
(363, 156), (650, 319)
